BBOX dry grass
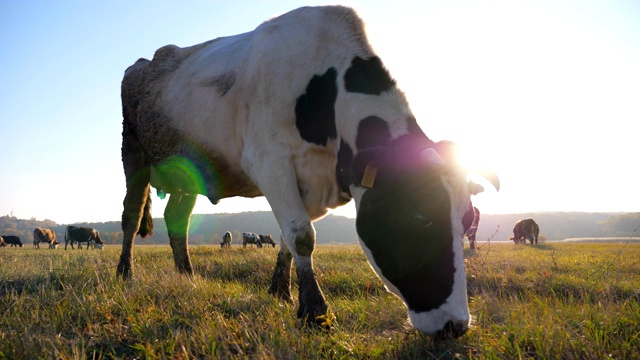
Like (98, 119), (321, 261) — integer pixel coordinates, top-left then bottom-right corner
(0, 242), (638, 359)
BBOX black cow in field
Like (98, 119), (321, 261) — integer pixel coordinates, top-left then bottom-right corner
(242, 232), (262, 248)
(65, 226), (105, 250)
(259, 234), (276, 248)
(463, 206), (480, 250)
(221, 231), (232, 248)
(510, 219), (540, 245)
(1, 235), (23, 247)
(116, 5), (499, 337)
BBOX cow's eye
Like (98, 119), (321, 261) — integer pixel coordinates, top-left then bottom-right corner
(415, 213), (433, 227)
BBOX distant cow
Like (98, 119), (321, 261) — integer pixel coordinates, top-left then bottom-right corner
(116, 5), (499, 337)
(242, 232), (262, 248)
(33, 228), (58, 249)
(510, 219), (539, 245)
(0, 236), (5, 247)
(463, 206), (480, 250)
(259, 234), (276, 248)
(65, 226), (105, 250)
(1, 235), (23, 247)
(221, 231), (232, 248)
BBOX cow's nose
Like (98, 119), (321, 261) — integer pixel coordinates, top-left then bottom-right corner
(435, 320), (468, 340)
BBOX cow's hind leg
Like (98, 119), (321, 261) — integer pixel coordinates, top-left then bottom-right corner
(117, 181), (150, 279)
(117, 135), (151, 279)
(164, 193), (197, 275)
(268, 235), (294, 302)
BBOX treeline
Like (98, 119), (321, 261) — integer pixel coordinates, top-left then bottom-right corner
(1, 212), (639, 246)
(0, 212), (358, 246)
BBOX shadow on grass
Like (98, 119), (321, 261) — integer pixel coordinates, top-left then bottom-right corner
(389, 331), (472, 360)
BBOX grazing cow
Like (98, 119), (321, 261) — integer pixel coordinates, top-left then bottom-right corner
(259, 234), (276, 248)
(116, 6), (499, 338)
(65, 226), (105, 250)
(242, 232), (262, 248)
(510, 219), (539, 245)
(463, 206), (480, 250)
(33, 228), (58, 249)
(221, 231), (232, 248)
(1, 235), (23, 247)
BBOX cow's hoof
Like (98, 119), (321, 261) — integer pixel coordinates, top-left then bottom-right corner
(176, 265), (194, 276)
(268, 286), (294, 303)
(297, 305), (335, 331)
(116, 262), (132, 280)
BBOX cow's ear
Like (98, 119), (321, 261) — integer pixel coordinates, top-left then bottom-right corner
(420, 148), (447, 166)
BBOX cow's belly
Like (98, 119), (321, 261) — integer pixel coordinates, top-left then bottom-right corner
(149, 145), (262, 203)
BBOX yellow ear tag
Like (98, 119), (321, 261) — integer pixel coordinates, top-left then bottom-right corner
(361, 164), (377, 188)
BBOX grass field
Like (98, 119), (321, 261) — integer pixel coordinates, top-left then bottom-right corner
(0, 242), (638, 359)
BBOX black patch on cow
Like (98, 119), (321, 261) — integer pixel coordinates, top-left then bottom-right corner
(344, 56), (395, 95)
(336, 140), (354, 195)
(203, 71), (236, 96)
(355, 116), (391, 150)
(295, 68), (338, 146)
(354, 136), (455, 312)
(293, 223), (315, 257)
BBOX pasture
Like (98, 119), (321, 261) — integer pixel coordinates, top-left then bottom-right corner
(0, 242), (638, 359)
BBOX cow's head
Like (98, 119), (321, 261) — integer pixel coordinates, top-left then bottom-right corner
(352, 136), (499, 338)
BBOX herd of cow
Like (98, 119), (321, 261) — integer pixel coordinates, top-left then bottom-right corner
(0, 228), (278, 250)
(0, 218), (541, 250)
(220, 232), (277, 248)
(0, 226), (105, 250)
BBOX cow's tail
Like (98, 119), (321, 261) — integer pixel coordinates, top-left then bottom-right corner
(138, 192), (154, 237)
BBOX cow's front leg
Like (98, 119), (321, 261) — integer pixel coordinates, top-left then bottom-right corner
(268, 236), (293, 302)
(164, 193), (197, 275)
(249, 153), (331, 328)
(289, 222), (331, 328)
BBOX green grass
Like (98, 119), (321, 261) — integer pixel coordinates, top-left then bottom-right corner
(0, 242), (638, 359)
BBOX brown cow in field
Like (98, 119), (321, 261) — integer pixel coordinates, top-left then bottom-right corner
(259, 234), (276, 248)
(510, 219), (540, 245)
(33, 228), (59, 249)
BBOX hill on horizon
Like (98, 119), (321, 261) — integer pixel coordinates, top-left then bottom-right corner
(1, 211), (639, 246)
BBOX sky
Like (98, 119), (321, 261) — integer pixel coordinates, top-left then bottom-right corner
(1, 0), (639, 225)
